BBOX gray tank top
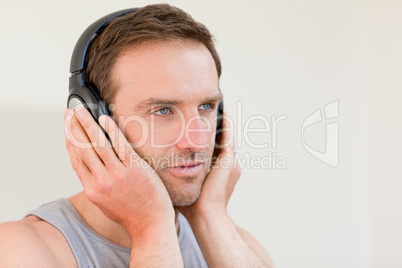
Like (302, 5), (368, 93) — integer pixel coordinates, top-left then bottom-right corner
(27, 199), (207, 268)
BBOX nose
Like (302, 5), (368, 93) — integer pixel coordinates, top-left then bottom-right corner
(176, 114), (210, 151)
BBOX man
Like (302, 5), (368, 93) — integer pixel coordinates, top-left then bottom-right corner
(0, 4), (274, 267)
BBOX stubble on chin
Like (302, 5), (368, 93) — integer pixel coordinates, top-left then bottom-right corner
(138, 150), (213, 206)
(155, 166), (209, 207)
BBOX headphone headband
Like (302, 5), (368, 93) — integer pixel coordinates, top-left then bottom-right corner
(69, 8), (138, 75)
(67, 8), (139, 137)
(67, 6), (223, 145)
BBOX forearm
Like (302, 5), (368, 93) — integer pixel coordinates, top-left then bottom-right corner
(129, 221), (183, 267)
(188, 212), (270, 267)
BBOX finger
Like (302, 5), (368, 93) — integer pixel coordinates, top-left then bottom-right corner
(64, 108), (108, 180)
(219, 113), (235, 155)
(64, 109), (93, 150)
(210, 112), (239, 171)
(64, 109), (94, 189)
(74, 107), (125, 172)
(99, 114), (142, 169)
(64, 134), (93, 190)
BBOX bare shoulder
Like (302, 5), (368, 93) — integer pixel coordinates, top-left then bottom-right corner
(237, 226), (275, 268)
(0, 216), (77, 268)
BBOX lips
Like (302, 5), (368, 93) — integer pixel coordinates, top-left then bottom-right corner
(166, 162), (204, 177)
(169, 161), (204, 168)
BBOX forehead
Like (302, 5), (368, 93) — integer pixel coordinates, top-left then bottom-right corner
(112, 41), (219, 107)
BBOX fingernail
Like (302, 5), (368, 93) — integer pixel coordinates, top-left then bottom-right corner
(64, 123), (70, 139)
(76, 108), (85, 120)
(99, 115), (106, 126)
(65, 109), (74, 122)
(63, 109), (68, 118)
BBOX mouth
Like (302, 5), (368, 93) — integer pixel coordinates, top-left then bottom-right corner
(166, 162), (204, 177)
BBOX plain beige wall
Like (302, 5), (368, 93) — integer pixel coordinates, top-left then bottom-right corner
(1, 1), (402, 267)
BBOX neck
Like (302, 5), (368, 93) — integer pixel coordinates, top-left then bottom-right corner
(68, 192), (180, 248)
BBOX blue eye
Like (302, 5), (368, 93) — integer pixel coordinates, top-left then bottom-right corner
(200, 103), (212, 110)
(154, 107), (171, 115)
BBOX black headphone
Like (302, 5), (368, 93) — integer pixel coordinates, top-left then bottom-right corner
(68, 8), (223, 142)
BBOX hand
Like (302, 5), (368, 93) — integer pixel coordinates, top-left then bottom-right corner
(63, 107), (174, 233)
(178, 113), (241, 220)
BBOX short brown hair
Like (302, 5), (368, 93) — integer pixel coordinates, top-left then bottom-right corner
(84, 4), (221, 107)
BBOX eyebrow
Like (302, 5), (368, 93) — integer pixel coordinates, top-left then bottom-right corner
(134, 92), (223, 111)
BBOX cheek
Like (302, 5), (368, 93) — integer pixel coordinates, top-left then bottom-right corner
(118, 113), (218, 161)
(117, 118), (148, 147)
(194, 114), (218, 148)
(151, 114), (218, 149)
(206, 114), (218, 144)
(151, 117), (184, 147)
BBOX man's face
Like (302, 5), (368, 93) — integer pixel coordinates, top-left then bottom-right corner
(111, 41), (221, 206)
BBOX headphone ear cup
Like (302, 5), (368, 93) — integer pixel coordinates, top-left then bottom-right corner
(67, 83), (110, 123)
(216, 100), (224, 131)
(67, 83), (113, 145)
(85, 83), (111, 119)
(215, 100), (224, 143)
